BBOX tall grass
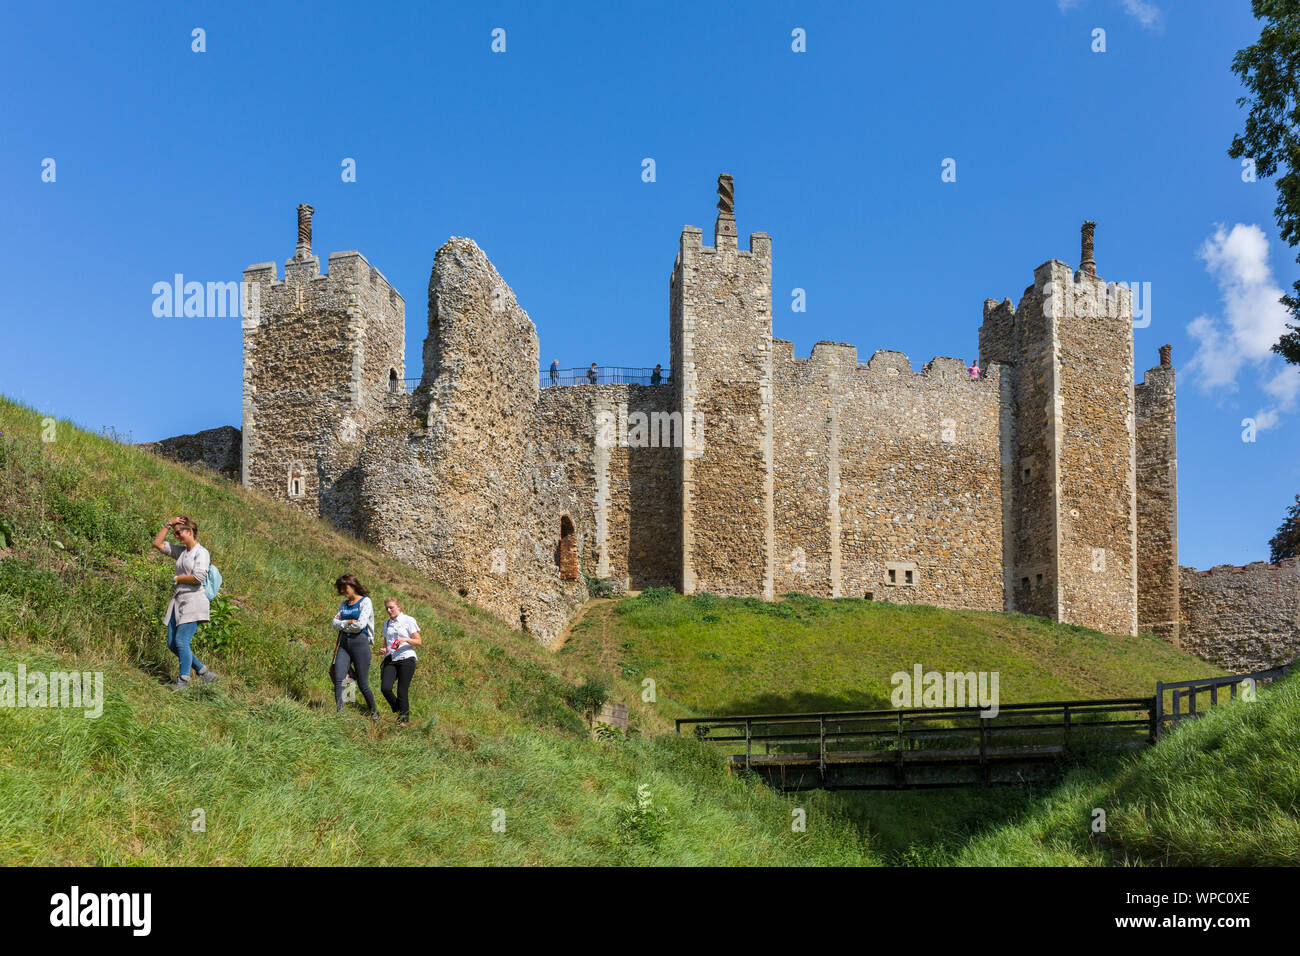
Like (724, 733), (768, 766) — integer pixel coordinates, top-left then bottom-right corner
(0, 398), (872, 865)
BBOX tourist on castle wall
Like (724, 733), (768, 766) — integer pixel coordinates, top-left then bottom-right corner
(332, 574), (378, 718)
(968, 359), (981, 380)
(151, 515), (219, 690)
(587, 363), (598, 384)
(550, 360), (559, 386)
(379, 598), (421, 724)
(651, 363), (663, 385)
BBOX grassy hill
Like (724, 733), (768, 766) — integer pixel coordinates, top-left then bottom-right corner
(1, 394), (1293, 866)
(561, 589), (1223, 719)
(0, 398), (867, 865)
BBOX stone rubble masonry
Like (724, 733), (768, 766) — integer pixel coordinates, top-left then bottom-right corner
(671, 218), (774, 599)
(216, 184), (1274, 658)
(354, 238), (586, 646)
(136, 425), (242, 480)
(1178, 558), (1299, 671)
(241, 247), (405, 539)
(1135, 357), (1178, 640)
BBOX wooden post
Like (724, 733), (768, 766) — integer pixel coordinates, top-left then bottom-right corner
(979, 717), (989, 786)
(745, 718), (752, 771)
(896, 711), (905, 786)
(818, 715), (827, 784)
(1151, 685), (1162, 743)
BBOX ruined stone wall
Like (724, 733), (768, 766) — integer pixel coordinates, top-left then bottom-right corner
(241, 250), (404, 535)
(1135, 359), (1178, 639)
(356, 239), (584, 646)
(671, 224), (774, 598)
(137, 425), (241, 479)
(1179, 559), (1300, 670)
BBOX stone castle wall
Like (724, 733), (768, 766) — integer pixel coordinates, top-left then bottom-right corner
(672, 224), (775, 599)
(1050, 267), (1137, 636)
(770, 341), (1007, 609)
(1179, 559), (1299, 671)
(241, 251), (404, 535)
(136, 425), (242, 479)
(226, 188), (1300, 658)
(355, 239), (585, 646)
(535, 384), (678, 592)
(1135, 360), (1179, 639)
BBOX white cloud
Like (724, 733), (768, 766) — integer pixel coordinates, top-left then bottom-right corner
(1121, 0), (1162, 29)
(1058, 0), (1083, 12)
(1185, 223), (1298, 429)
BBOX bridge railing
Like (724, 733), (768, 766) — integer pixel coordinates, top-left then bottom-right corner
(676, 697), (1155, 773)
(1154, 658), (1297, 739)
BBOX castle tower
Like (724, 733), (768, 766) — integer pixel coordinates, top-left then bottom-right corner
(670, 175), (775, 597)
(241, 205), (405, 530)
(981, 223), (1139, 635)
(1135, 344), (1178, 640)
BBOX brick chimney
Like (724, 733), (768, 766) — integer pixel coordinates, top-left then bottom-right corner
(296, 203), (315, 259)
(714, 174), (737, 247)
(1080, 220), (1096, 275)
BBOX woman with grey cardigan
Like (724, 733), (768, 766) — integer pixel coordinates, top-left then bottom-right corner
(151, 515), (219, 690)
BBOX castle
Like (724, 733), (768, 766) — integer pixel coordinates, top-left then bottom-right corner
(212, 176), (1293, 665)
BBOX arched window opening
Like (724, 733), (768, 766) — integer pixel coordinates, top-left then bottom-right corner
(389, 368), (399, 393)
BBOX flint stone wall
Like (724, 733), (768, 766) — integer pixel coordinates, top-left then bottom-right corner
(1179, 558), (1300, 670)
(137, 425), (241, 479)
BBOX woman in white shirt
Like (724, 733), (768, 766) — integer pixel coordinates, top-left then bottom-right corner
(332, 574), (378, 718)
(380, 598), (421, 724)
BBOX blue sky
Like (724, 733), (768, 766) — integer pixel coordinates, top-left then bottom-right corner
(2, 0), (1296, 570)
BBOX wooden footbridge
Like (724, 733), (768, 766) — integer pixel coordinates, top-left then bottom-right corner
(675, 661), (1296, 791)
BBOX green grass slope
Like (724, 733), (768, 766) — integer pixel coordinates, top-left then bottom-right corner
(2, 395), (1286, 867)
(0, 398), (869, 865)
(563, 589), (1223, 719)
(949, 671), (1300, 865)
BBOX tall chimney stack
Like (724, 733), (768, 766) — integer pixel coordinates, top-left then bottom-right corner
(1080, 220), (1096, 276)
(714, 173), (737, 246)
(1159, 344), (1172, 368)
(296, 203), (315, 259)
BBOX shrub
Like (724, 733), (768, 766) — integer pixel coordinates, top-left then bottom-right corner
(565, 678), (609, 728)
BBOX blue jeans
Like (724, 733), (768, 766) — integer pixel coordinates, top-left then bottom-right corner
(167, 612), (204, 679)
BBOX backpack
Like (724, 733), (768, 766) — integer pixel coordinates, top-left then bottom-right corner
(203, 565), (222, 601)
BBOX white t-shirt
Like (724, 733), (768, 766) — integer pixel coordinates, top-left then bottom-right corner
(382, 613), (420, 662)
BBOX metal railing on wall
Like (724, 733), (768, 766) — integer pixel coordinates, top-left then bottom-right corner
(540, 366), (667, 388)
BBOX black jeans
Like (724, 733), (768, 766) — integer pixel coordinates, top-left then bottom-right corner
(380, 655), (417, 718)
(334, 634), (376, 714)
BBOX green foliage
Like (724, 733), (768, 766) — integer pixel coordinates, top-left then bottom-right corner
(615, 784), (669, 849)
(1228, 0), (1300, 360)
(584, 574), (615, 598)
(1269, 493), (1300, 561)
(198, 592), (238, 652)
(565, 678), (609, 725)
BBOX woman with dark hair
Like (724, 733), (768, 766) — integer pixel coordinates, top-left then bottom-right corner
(151, 515), (219, 690)
(332, 574), (377, 718)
